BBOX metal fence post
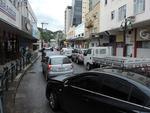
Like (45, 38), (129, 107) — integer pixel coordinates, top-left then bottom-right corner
(19, 58), (22, 72)
(16, 60), (18, 76)
(11, 63), (14, 82)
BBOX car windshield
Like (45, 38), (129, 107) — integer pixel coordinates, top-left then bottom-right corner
(50, 57), (71, 65)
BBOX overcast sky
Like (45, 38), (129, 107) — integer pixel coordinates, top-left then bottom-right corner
(28, 0), (72, 32)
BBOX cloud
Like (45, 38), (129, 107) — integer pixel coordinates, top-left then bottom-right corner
(29, 0), (72, 31)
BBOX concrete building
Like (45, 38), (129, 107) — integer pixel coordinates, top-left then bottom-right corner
(64, 6), (72, 35)
(84, 0), (109, 48)
(100, 0), (150, 58)
(0, 0), (38, 65)
(71, 0), (82, 26)
(82, 0), (89, 22)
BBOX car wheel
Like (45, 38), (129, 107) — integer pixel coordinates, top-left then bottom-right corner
(49, 91), (59, 111)
(86, 63), (91, 70)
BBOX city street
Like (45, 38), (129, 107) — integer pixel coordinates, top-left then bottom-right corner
(14, 51), (86, 113)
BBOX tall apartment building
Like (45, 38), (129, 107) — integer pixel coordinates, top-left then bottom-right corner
(64, 6), (72, 35)
(82, 0), (89, 22)
(71, 0), (82, 26)
(100, 0), (150, 58)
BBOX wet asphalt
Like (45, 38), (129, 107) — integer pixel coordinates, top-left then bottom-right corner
(14, 51), (86, 113)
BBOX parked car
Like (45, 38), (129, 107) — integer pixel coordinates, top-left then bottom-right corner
(46, 68), (150, 113)
(76, 49), (87, 64)
(71, 48), (79, 62)
(60, 48), (73, 58)
(42, 55), (73, 80)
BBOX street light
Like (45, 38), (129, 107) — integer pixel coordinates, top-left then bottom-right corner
(120, 16), (135, 57)
(41, 22), (48, 48)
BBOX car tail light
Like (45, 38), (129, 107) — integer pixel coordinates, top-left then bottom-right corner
(48, 65), (51, 71)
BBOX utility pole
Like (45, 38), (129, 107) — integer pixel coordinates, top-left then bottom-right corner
(120, 17), (133, 57)
(41, 22), (48, 48)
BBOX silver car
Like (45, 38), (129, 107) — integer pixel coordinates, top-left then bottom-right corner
(42, 55), (73, 80)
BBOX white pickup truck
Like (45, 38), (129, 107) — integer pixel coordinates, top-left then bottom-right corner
(84, 47), (112, 70)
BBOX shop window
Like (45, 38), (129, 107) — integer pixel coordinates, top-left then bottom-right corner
(141, 41), (150, 48)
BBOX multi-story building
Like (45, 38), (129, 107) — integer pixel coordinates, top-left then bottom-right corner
(82, 0), (89, 22)
(0, 0), (38, 65)
(71, 0), (82, 26)
(85, 0), (109, 47)
(64, 6), (72, 36)
(100, 0), (150, 58)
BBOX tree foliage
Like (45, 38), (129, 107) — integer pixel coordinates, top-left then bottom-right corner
(38, 28), (55, 43)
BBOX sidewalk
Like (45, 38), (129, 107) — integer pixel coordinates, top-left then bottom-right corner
(3, 54), (40, 113)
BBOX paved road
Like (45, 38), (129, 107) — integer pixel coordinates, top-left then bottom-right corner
(15, 51), (86, 113)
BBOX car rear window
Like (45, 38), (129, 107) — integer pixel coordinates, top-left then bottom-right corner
(50, 57), (71, 65)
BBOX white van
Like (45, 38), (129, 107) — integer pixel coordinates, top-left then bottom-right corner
(84, 47), (112, 70)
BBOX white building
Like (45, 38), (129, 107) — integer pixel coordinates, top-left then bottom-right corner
(100, 0), (150, 58)
(0, 0), (38, 64)
(65, 6), (72, 36)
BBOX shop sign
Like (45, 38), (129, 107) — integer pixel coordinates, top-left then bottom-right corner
(137, 28), (150, 41)
(0, 0), (16, 21)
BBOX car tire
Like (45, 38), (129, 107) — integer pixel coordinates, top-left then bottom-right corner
(49, 91), (59, 111)
(86, 63), (91, 70)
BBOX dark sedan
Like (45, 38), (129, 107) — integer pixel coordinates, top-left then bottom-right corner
(46, 68), (150, 113)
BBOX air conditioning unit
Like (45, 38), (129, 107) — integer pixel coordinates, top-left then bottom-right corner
(140, 29), (150, 40)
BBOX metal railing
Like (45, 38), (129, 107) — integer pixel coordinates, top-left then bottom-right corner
(0, 51), (38, 113)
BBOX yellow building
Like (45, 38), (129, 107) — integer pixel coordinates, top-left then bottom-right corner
(82, 0), (89, 22)
(85, 1), (101, 47)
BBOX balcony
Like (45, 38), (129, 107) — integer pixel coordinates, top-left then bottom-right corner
(85, 20), (94, 28)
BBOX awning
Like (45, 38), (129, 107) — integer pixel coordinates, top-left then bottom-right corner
(0, 18), (38, 41)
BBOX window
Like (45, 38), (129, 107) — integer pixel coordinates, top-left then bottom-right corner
(118, 5), (126, 21)
(101, 75), (131, 101)
(87, 49), (92, 54)
(100, 49), (106, 54)
(105, 0), (107, 5)
(71, 74), (103, 92)
(49, 57), (71, 65)
(129, 87), (147, 105)
(63, 57), (71, 64)
(111, 11), (115, 20)
(134, 0), (145, 15)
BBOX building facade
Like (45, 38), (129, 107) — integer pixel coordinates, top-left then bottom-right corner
(0, 0), (38, 65)
(100, 0), (150, 58)
(85, 0), (110, 48)
(82, 0), (89, 22)
(71, 0), (82, 26)
(64, 6), (72, 36)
